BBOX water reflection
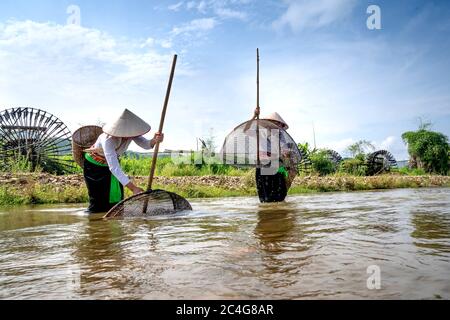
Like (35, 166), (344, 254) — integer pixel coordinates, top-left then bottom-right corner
(72, 216), (125, 296)
(70, 216), (169, 299)
(253, 203), (311, 288)
(411, 212), (450, 252)
(0, 188), (449, 299)
(254, 203), (297, 251)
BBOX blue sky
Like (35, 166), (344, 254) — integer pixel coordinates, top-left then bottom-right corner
(1, 0), (449, 160)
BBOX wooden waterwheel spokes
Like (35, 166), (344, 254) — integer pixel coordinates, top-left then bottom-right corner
(366, 150), (397, 176)
(0, 107), (74, 174)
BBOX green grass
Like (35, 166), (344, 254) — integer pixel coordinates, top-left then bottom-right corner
(291, 174), (450, 193)
(0, 184), (88, 206)
(394, 167), (427, 176)
(119, 155), (249, 177)
(2, 173), (448, 207)
(1, 154), (449, 206)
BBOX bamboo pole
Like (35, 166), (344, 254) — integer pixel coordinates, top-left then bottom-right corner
(256, 49), (261, 168)
(142, 54), (178, 213)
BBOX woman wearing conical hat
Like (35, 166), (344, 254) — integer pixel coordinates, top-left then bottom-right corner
(255, 112), (297, 203)
(83, 109), (163, 213)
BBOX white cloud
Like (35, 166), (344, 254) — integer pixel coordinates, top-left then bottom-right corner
(185, 0), (208, 13)
(168, 2), (184, 11)
(180, 0), (250, 21)
(0, 20), (187, 144)
(141, 37), (155, 48)
(171, 17), (218, 36)
(0, 19), (245, 152)
(0, 20), (175, 85)
(158, 39), (173, 48)
(273, 0), (357, 32)
(186, 1), (197, 10)
(375, 136), (408, 160)
(378, 136), (396, 150)
(197, 1), (208, 13)
(214, 8), (247, 20)
(322, 138), (354, 154)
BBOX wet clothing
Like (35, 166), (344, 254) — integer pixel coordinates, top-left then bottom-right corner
(83, 153), (124, 213)
(88, 134), (154, 186)
(256, 167), (288, 203)
(83, 133), (154, 213)
(255, 129), (297, 203)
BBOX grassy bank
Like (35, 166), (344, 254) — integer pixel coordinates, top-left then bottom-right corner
(290, 175), (450, 193)
(0, 173), (449, 206)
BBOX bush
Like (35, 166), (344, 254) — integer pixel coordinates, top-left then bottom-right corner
(339, 159), (367, 176)
(402, 126), (449, 175)
(310, 150), (336, 176)
(396, 167), (427, 176)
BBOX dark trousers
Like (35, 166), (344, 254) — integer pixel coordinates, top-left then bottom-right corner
(255, 168), (288, 203)
(83, 158), (124, 213)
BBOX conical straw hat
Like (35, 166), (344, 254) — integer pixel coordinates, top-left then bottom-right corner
(262, 112), (289, 129)
(103, 109), (151, 138)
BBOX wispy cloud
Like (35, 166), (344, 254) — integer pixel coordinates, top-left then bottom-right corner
(171, 17), (218, 36)
(177, 0), (250, 21)
(165, 0), (251, 46)
(168, 1), (184, 12)
(0, 20), (175, 84)
(214, 7), (247, 20)
(187, 0), (208, 13)
(0, 20), (185, 133)
(273, 0), (357, 32)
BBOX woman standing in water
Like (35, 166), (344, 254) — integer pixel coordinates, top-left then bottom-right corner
(255, 112), (297, 203)
(83, 109), (164, 213)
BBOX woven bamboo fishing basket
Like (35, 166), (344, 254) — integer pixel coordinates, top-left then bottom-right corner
(72, 126), (103, 168)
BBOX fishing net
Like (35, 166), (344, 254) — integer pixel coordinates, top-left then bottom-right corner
(220, 119), (303, 173)
(104, 189), (192, 218)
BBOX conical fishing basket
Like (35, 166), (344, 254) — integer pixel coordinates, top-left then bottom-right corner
(72, 126), (103, 168)
(220, 119), (302, 171)
(105, 189), (192, 218)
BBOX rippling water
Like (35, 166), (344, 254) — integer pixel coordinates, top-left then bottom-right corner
(0, 188), (449, 300)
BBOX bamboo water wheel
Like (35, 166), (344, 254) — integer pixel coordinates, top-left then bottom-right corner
(0, 107), (74, 174)
(325, 149), (343, 171)
(366, 150), (397, 176)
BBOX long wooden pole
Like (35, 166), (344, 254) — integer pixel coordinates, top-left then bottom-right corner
(256, 49), (261, 168)
(142, 54), (178, 213)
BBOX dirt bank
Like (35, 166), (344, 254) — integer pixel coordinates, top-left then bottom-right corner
(0, 173), (450, 190)
(1, 173), (449, 191)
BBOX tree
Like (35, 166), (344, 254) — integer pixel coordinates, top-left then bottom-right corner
(402, 127), (449, 175)
(297, 142), (313, 157)
(309, 150), (335, 176)
(297, 143), (335, 175)
(346, 140), (375, 160)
